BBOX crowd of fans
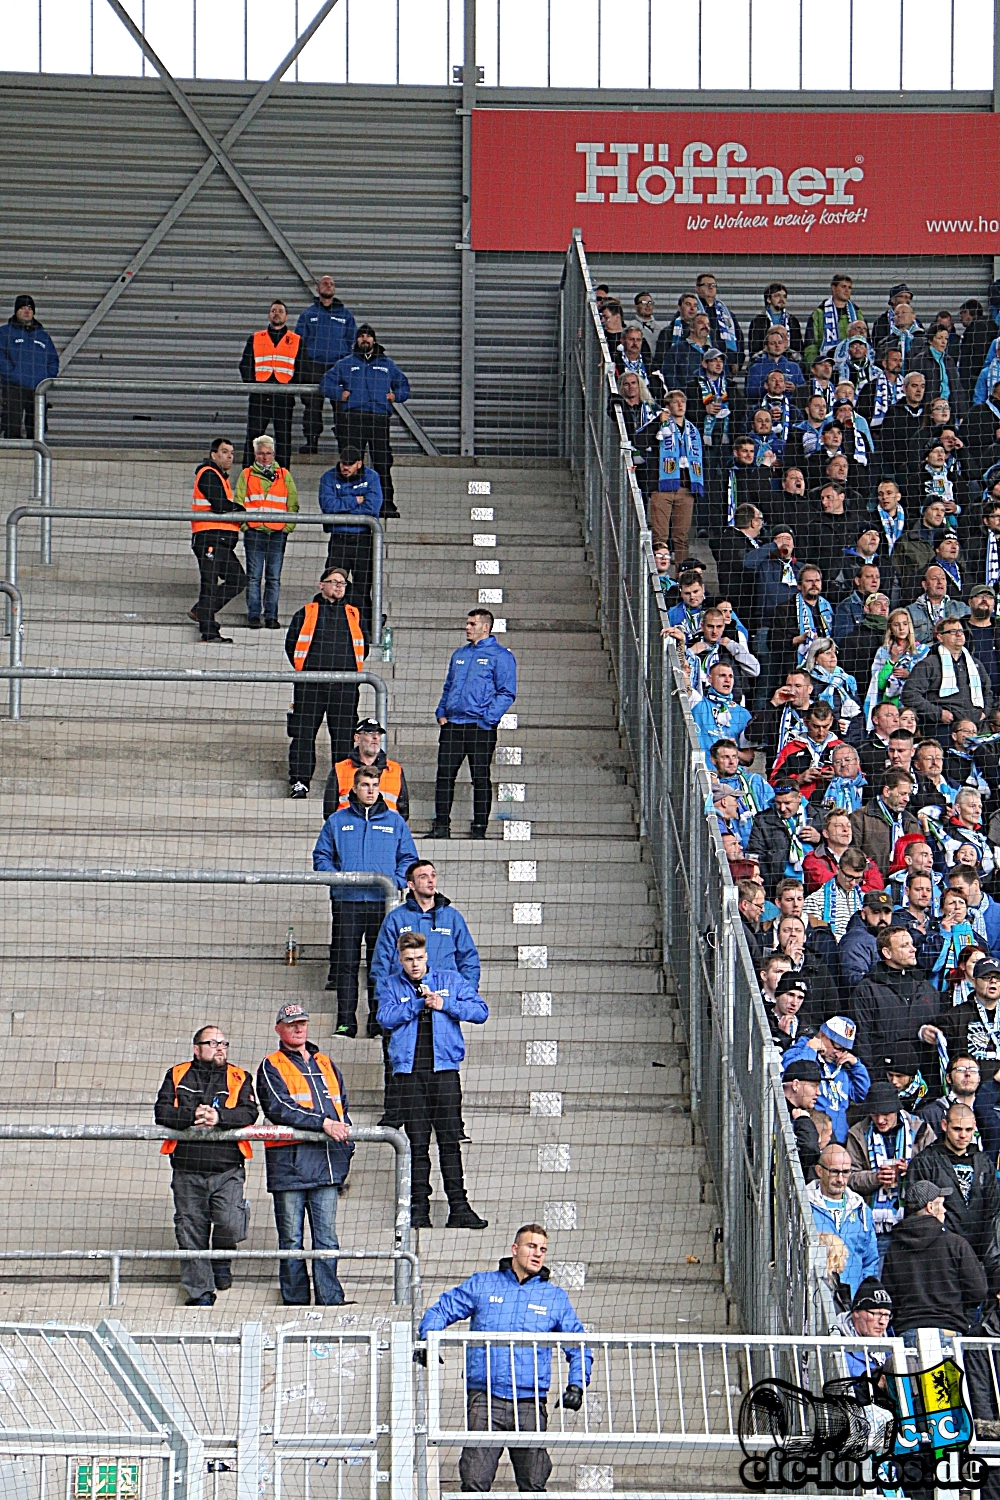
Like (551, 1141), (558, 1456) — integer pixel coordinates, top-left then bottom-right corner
(610, 271), (1000, 1348)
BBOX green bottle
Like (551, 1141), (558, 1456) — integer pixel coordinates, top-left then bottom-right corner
(381, 623), (393, 663)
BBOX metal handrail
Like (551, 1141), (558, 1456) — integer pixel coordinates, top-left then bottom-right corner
(32, 376), (440, 456)
(4, 505), (384, 641)
(0, 582), (22, 719)
(0, 438), (53, 562)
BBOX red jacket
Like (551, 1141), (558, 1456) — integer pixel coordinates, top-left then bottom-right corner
(802, 844), (884, 896)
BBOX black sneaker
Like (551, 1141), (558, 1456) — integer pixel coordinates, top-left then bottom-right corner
(470, 824), (488, 841)
(185, 1292), (217, 1306)
(325, 978), (338, 991)
(187, 608), (200, 622)
(201, 634), (234, 644)
(428, 822), (450, 839)
(290, 782), (309, 799)
(335, 1023), (357, 1038)
(446, 1206), (489, 1230)
(264, 618), (281, 629)
(365, 1014), (382, 1039)
(382, 500), (401, 519)
(410, 1208), (433, 1229)
(247, 617), (263, 629)
(213, 1269), (233, 1291)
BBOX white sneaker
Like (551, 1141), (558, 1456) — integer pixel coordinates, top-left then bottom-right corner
(290, 782), (309, 799)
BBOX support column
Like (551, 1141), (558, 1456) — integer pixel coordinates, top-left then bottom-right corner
(459, 0), (477, 455)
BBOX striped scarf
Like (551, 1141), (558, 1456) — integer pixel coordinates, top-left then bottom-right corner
(867, 1115), (919, 1229)
(810, 378), (834, 412)
(700, 296), (738, 354)
(783, 811), (809, 868)
(720, 769), (767, 818)
(697, 373), (730, 447)
(759, 394), (793, 442)
(822, 774), (867, 813)
(986, 531), (1000, 587)
(795, 593), (833, 662)
(822, 876), (863, 934)
(777, 704), (808, 751)
(877, 503), (905, 551)
(820, 297), (858, 355)
(871, 369), (905, 426)
(930, 920), (978, 989)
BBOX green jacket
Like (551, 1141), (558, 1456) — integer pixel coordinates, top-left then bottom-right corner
(234, 463), (299, 533)
(804, 303), (864, 368)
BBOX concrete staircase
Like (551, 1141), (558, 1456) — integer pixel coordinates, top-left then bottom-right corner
(0, 451), (727, 1490)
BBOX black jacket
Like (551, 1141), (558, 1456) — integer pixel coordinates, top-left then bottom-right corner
(906, 1136), (1000, 1273)
(797, 510), (863, 599)
(239, 325), (305, 386)
(881, 1212), (987, 1332)
(902, 646), (993, 727)
(748, 310), (804, 361)
(879, 402), (927, 483)
(960, 316), (998, 399)
(849, 960), (944, 1076)
(154, 1056), (259, 1173)
(714, 527), (762, 625)
(909, 346), (968, 419)
(745, 804), (822, 895)
(284, 594), (368, 673)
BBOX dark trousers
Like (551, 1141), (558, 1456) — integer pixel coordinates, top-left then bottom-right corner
(459, 1391), (552, 1493)
(244, 389), (294, 469)
(331, 898), (384, 1027)
(287, 681), (359, 786)
(171, 1165), (247, 1300)
(325, 531), (374, 634)
(435, 723), (498, 830)
(339, 410), (395, 505)
(396, 1067), (467, 1211)
(1, 383), (34, 439)
(191, 533), (246, 635)
(300, 357), (334, 444)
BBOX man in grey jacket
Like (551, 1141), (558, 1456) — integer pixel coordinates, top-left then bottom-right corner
(902, 618), (993, 738)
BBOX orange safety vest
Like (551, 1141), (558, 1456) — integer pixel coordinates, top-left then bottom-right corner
(159, 1061), (253, 1158)
(252, 328), (301, 383)
(334, 757), (403, 813)
(242, 466), (291, 532)
(191, 466), (240, 535)
(292, 600), (365, 673)
(263, 1049), (346, 1148)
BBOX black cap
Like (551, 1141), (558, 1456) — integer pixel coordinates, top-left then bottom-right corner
(852, 1278), (893, 1313)
(865, 1081), (903, 1115)
(13, 294), (34, 314)
(784, 1058), (822, 1083)
(974, 958), (1000, 980)
(354, 718), (385, 736)
(775, 971), (810, 998)
(883, 1042), (919, 1075)
(338, 446), (363, 465)
(863, 891), (894, 913)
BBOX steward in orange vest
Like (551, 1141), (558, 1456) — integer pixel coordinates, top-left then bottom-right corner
(284, 568), (369, 798)
(239, 300), (303, 470)
(234, 440), (300, 628)
(190, 439), (247, 644)
(153, 1027), (259, 1306)
(322, 716), (410, 821)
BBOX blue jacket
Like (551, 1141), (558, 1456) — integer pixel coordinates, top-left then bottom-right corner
(0, 319), (59, 389)
(742, 543), (799, 623)
(312, 793), (418, 903)
(419, 1260), (593, 1398)
(436, 635), (517, 730)
(782, 1036), (871, 1143)
(806, 1179), (879, 1297)
(370, 893), (480, 999)
(691, 696), (751, 756)
(295, 298), (357, 368)
(744, 354), (805, 396)
(376, 966), (487, 1074)
(256, 1043), (354, 1192)
(972, 892), (1000, 961)
(323, 348), (411, 414)
(317, 464), (383, 533)
(837, 910), (880, 990)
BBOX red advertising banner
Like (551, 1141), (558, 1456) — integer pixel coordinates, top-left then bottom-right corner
(471, 109), (1000, 255)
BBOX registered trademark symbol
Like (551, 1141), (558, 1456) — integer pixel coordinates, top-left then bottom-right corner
(855, 155), (864, 163)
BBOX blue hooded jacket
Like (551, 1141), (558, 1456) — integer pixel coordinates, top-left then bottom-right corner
(317, 464), (383, 534)
(312, 793), (418, 903)
(806, 1179), (879, 1297)
(782, 1035), (871, 1142)
(256, 1043), (354, 1192)
(322, 348), (411, 414)
(370, 892), (480, 999)
(295, 298), (357, 368)
(436, 635), (517, 730)
(0, 319), (59, 389)
(419, 1260), (593, 1399)
(377, 966), (487, 1074)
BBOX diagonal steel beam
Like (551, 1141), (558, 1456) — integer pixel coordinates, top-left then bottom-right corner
(59, 0), (342, 369)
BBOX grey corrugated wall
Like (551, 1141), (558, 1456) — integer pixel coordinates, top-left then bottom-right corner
(0, 73), (992, 456)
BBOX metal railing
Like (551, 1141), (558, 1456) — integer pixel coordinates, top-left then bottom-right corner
(559, 231), (829, 1334)
(4, 505), (385, 641)
(0, 1122), (414, 1306)
(0, 439), (53, 561)
(0, 663), (387, 726)
(33, 378), (440, 458)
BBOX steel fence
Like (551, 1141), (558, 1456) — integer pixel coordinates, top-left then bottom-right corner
(559, 231), (830, 1334)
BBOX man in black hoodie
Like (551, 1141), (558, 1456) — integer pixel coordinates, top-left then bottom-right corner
(882, 1177), (987, 1335)
(284, 567), (368, 799)
(154, 1026), (259, 1306)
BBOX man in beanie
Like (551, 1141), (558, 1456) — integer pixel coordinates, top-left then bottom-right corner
(846, 1081), (931, 1271)
(783, 1017), (871, 1142)
(882, 1177), (986, 1338)
(767, 970), (811, 1052)
(0, 294), (59, 438)
(323, 324), (410, 519)
(832, 1279), (894, 1376)
(318, 446), (383, 634)
(782, 1056), (823, 1171)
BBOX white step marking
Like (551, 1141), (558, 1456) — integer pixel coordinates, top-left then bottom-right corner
(472, 533), (496, 547)
(476, 559), (500, 575)
(478, 588), (503, 604)
(544, 1201), (578, 1230)
(503, 820), (531, 841)
(537, 1143), (570, 1170)
(513, 903), (542, 924)
(508, 860), (536, 881)
(521, 992), (552, 1015)
(468, 480), (491, 494)
(530, 1091), (562, 1115)
(470, 506), (494, 521)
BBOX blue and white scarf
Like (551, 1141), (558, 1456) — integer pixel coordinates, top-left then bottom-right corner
(766, 306), (791, 332)
(939, 646), (985, 707)
(618, 350), (649, 382)
(752, 433), (779, 466)
(667, 313), (687, 345)
(986, 531), (1000, 588)
(867, 1116), (919, 1230)
(821, 876), (863, 934)
(811, 664), (860, 716)
(875, 796), (905, 854)
(888, 307), (923, 340)
(820, 297), (859, 355)
(930, 920), (978, 989)
(696, 373), (730, 447)
(864, 643), (928, 726)
(871, 368), (905, 426)
(777, 704), (808, 751)
(702, 687), (737, 732)
(700, 296), (738, 355)
(877, 503), (905, 552)
(794, 593), (834, 662)
(810, 378), (835, 412)
(758, 395), (793, 443)
(822, 773), (867, 813)
(938, 556), (962, 590)
(793, 419), (826, 456)
(658, 420), (704, 495)
(834, 337), (877, 386)
(783, 810), (809, 869)
(720, 769), (768, 820)
(842, 422), (869, 466)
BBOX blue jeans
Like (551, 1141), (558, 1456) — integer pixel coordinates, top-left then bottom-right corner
(271, 1185), (344, 1305)
(244, 529), (287, 621)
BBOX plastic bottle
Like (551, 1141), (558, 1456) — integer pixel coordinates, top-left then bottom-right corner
(381, 622), (393, 663)
(285, 925), (298, 966)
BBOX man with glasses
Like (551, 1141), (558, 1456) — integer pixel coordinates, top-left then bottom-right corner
(801, 849), (869, 941)
(154, 1027), (259, 1307)
(631, 291), (666, 360)
(806, 1143), (880, 1298)
(902, 617), (993, 742)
